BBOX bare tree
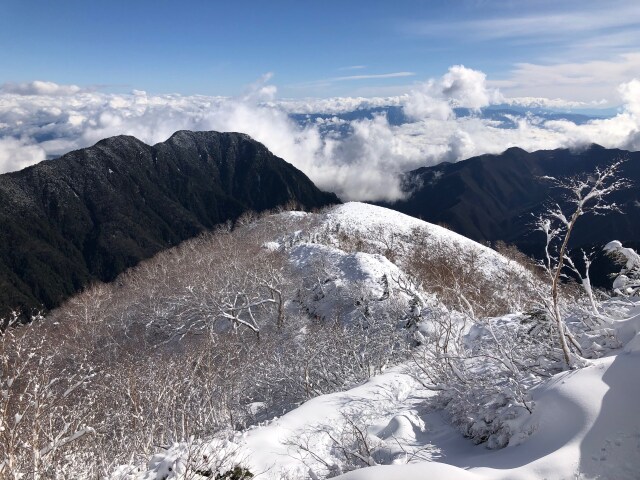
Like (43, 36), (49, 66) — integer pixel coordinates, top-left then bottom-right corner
(535, 159), (629, 368)
(0, 317), (96, 478)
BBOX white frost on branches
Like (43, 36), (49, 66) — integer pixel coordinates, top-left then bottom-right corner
(604, 240), (640, 296)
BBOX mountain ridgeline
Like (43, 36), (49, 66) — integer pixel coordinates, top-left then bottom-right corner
(0, 130), (339, 321)
(382, 145), (640, 284)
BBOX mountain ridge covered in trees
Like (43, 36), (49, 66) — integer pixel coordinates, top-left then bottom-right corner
(383, 144), (640, 254)
(0, 130), (339, 321)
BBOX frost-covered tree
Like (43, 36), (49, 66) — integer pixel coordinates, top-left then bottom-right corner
(535, 159), (628, 368)
(0, 315), (96, 478)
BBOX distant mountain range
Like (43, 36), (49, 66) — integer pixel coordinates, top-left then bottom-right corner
(380, 144), (640, 285)
(0, 130), (338, 321)
(290, 105), (611, 138)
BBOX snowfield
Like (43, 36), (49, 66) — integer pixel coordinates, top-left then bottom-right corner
(320, 202), (523, 279)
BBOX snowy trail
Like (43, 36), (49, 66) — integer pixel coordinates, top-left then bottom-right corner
(227, 329), (640, 480)
(232, 346), (640, 480)
(237, 369), (436, 479)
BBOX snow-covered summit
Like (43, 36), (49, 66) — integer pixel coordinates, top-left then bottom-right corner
(310, 202), (527, 280)
(324, 202), (476, 245)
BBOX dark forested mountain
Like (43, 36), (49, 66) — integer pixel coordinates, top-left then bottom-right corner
(0, 130), (339, 320)
(381, 145), (640, 281)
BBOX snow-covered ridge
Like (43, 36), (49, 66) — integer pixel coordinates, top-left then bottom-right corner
(320, 202), (521, 278)
(29, 200), (635, 480)
(269, 202), (528, 286)
(109, 203), (546, 479)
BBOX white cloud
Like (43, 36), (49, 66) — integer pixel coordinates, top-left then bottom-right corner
(407, 2), (640, 46)
(0, 80), (83, 96)
(492, 53), (640, 103)
(338, 65), (367, 71)
(457, 7), (639, 42)
(404, 1), (640, 103)
(501, 97), (605, 110)
(440, 66), (498, 109)
(288, 71), (417, 93)
(330, 72), (416, 82)
(619, 79), (640, 118)
(274, 96), (404, 114)
(403, 65), (499, 120)
(1, 72), (640, 203)
(0, 137), (46, 173)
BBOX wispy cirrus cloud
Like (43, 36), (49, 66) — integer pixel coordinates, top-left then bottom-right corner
(0, 80), (85, 96)
(398, 1), (640, 105)
(330, 72), (415, 82)
(338, 65), (367, 71)
(290, 71), (417, 91)
(491, 53), (640, 103)
(406, 1), (640, 45)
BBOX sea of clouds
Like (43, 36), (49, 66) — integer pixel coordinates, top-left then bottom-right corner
(1, 67), (639, 201)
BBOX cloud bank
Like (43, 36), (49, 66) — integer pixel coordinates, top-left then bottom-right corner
(1, 66), (639, 202)
(1, 80), (84, 96)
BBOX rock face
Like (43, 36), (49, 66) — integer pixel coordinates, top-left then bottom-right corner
(0, 130), (339, 319)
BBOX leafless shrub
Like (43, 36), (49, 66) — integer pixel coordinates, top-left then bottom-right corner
(405, 235), (536, 319)
(0, 206), (419, 476)
(0, 317), (96, 478)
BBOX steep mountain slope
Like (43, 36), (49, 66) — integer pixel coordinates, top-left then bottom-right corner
(0, 130), (338, 320)
(382, 145), (640, 254)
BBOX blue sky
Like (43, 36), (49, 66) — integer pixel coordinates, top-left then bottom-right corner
(2, 0), (639, 99)
(2, 0), (640, 198)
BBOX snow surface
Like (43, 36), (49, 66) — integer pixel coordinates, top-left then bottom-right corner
(337, 339), (640, 480)
(288, 242), (407, 322)
(321, 202), (521, 279)
(111, 204), (640, 480)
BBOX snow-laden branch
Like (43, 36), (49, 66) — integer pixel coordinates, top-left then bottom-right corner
(535, 158), (629, 368)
